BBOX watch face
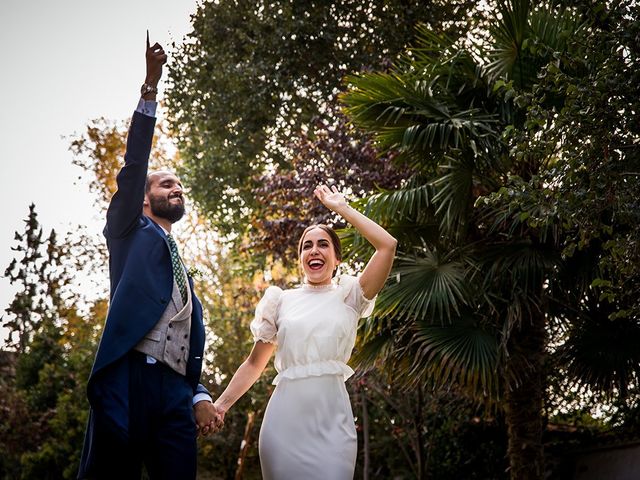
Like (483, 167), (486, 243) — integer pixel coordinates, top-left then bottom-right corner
(141, 84), (156, 95)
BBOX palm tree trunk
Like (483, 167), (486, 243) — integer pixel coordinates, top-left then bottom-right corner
(504, 310), (546, 480)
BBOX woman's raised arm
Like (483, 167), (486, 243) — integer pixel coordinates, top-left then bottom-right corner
(314, 185), (397, 299)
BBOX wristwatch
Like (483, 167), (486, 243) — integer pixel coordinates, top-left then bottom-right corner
(140, 83), (158, 96)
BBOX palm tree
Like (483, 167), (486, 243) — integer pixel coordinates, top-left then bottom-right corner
(340, 1), (639, 478)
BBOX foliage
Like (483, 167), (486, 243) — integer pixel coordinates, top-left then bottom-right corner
(341, 0), (639, 477)
(69, 118), (177, 209)
(250, 110), (411, 264)
(0, 357), (33, 479)
(193, 248), (272, 479)
(341, 0), (577, 400)
(3, 1), (638, 478)
(0, 205), (103, 479)
(478, 0), (640, 399)
(521, 0), (640, 393)
(350, 371), (508, 479)
(2, 205), (64, 354)
(166, 0), (480, 235)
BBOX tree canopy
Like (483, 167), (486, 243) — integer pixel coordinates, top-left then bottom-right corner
(166, 0), (479, 234)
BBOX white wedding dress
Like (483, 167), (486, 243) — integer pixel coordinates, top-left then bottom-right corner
(250, 275), (375, 480)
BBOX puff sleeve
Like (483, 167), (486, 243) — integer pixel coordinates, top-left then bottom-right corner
(250, 286), (283, 345)
(337, 274), (376, 318)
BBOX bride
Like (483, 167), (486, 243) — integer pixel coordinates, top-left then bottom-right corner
(212, 184), (396, 479)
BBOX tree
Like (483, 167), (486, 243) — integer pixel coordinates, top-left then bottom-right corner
(166, 0), (480, 235)
(341, 1), (639, 478)
(350, 371), (508, 479)
(250, 109), (411, 263)
(69, 118), (176, 209)
(1, 205), (105, 479)
(509, 0), (640, 421)
(2, 204), (60, 354)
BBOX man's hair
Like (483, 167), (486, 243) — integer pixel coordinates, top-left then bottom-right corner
(145, 170), (174, 194)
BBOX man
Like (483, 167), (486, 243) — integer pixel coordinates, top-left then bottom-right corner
(78, 34), (220, 480)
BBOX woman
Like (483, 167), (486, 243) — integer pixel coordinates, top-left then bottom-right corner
(213, 184), (397, 479)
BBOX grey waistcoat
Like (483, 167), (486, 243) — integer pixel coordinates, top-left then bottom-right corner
(135, 274), (192, 376)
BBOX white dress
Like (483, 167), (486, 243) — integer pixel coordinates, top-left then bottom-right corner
(250, 275), (375, 480)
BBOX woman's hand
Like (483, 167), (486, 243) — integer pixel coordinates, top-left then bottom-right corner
(314, 184), (348, 213)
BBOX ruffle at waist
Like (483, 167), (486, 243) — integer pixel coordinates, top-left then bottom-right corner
(273, 360), (354, 385)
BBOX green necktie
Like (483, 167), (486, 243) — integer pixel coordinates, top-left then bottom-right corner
(166, 234), (188, 304)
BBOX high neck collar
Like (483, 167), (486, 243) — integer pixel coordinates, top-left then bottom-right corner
(302, 282), (335, 291)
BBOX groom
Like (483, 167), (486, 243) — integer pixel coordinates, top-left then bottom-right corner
(78, 34), (220, 479)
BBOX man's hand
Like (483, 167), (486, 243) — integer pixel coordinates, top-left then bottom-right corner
(194, 400), (224, 437)
(144, 30), (167, 94)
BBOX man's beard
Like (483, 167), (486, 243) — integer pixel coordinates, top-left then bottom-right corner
(149, 194), (185, 223)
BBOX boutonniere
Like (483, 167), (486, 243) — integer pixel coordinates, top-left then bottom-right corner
(187, 266), (203, 280)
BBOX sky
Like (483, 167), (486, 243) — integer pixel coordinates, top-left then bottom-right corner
(0, 0), (200, 344)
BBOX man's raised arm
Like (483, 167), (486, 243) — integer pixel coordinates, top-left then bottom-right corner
(105, 33), (167, 239)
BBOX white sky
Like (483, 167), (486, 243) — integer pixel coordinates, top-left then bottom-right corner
(0, 0), (200, 344)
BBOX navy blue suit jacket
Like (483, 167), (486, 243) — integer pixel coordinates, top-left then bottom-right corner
(79, 111), (208, 478)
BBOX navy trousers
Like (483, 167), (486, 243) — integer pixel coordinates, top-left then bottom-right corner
(90, 352), (197, 480)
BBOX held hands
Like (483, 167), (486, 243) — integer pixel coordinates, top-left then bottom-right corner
(194, 400), (225, 437)
(314, 184), (349, 213)
(145, 30), (167, 88)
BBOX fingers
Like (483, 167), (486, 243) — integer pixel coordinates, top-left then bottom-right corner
(315, 184), (334, 193)
(214, 414), (225, 430)
(145, 31), (166, 61)
(200, 420), (223, 437)
(313, 184), (334, 198)
(197, 420), (215, 437)
(147, 43), (166, 57)
(196, 414), (224, 438)
(145, 31), (162, 53)
(145, 39), (168, 69)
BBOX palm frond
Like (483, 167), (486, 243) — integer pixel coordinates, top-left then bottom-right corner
(431, 155), (475, 237)
(363, 181), (433, 221)
(405, 24), (459, 66)
(350, 328), (395, 371)
(407, 317), (501, 399)
(556, 314), (640, 398)
(480, 240), (557, 295)
(376, 250), (471, 323)
(487, 0), (533, 84)
(340, 179), (439, 261)
(528, 3), (583, 55)
(342, 71), (500, 162)
(487, 0), (583, 87)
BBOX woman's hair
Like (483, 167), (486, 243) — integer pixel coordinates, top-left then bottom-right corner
(298, 225), (342, 277)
